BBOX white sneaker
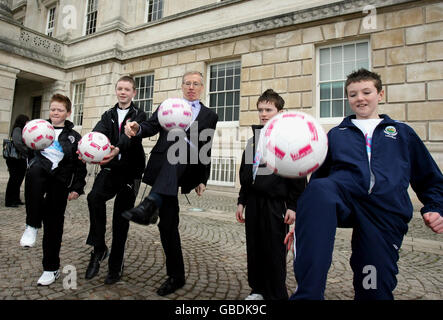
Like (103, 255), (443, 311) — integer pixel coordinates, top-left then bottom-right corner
(20, 225), (38, 247)
(37, 270), (60, 286)
(245, 293), (264, 300)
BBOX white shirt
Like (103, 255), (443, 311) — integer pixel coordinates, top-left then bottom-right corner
(41, 128), (64, 170)
(351, 118), (383, 192)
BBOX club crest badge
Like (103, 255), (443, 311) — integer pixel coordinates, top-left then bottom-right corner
(384, 126), (397, 139)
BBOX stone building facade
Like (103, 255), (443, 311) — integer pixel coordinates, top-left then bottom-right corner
(0, 0), (442, 189)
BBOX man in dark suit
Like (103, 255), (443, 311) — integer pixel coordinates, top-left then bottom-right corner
(122, 71), (218, 296)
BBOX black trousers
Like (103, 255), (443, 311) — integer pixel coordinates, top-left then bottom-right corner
(25, 164), (69, 271)
(158, 195), (185, 280)
(245, 195), (289, 300)
(86, 169), (137, 273)
(5, 158), (27, 206)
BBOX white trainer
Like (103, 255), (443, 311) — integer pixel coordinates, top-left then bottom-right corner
(245, 293), (264, 300)
(20, 225), (38, 248)
(37, 270), (60, 286)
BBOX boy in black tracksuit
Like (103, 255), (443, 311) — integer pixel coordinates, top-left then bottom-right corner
(236, 89), (306, 300)
(83, 76), (146, 284)
(24, 94), (87, 286)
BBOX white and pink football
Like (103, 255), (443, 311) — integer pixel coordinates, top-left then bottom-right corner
(259, 111), (328, 178)
(78, 132), (111, 164)
(22, 119), (55, 150)
(157, 98), (192, 131)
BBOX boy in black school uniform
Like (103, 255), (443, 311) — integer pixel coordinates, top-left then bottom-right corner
(236, 89), (307, 300)
(81, 76), (146, 284)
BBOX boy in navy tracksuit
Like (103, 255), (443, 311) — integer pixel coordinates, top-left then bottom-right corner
(286, 69), (443, 300)
(236, 89), (306, 300)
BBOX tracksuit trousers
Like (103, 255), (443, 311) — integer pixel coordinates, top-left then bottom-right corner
(291, 178), (405, 300)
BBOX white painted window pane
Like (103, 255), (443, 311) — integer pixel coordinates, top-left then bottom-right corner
(320, 64), (330, 81)
(319, 48), (330, 64)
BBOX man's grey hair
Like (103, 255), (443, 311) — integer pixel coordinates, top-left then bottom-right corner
(182, 71), (204, 84)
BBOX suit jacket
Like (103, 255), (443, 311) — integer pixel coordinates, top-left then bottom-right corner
(140, 101), (218, 194)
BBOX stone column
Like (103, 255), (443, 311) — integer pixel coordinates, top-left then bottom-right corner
(0, 64), (19, 138)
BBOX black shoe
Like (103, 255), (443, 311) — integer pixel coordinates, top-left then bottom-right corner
(156, 277), (185, 296)
(104, 268), (123, 285)
(85, 246), (109, 280)
(121, 197), (159, 226)
(15, 200), (25, 206)
(5, 203), (19, 208)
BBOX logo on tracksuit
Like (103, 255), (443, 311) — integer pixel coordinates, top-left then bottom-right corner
(384, 126), (397, 139)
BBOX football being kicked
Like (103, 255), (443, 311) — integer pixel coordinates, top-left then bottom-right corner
(22, 119), (55, 150)
(77, 131), (111, 164)
(259, 111), (328, 178)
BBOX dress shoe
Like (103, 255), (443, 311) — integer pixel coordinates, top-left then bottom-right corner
(156, 277), (185, 296)
(104, 267), (123, 285)
(15, 200), (25, 206)
(5, 203), (19, 208)
(85, 246), (108, 280)
(121, 197), (159, 226)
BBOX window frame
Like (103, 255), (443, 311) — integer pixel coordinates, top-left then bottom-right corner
(84, 0), (98, 36)
(133, 73), (155, 118)
(145, 0), (164, 23)
(206, 59), (241, 127)
(45, 6), (56, 37)
(316, 39), (371, 124)
(71, 81), (86, 127)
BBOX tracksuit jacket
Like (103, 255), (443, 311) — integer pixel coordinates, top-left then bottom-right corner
(313, 114), (443, 232)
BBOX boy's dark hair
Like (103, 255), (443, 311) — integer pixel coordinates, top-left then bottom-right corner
(117, 75), (136, 90)
(345, 68), (382, 95)
(50, 94), (72, 113)
(11, 114), (29, 135)
(257, 89), (285, 111)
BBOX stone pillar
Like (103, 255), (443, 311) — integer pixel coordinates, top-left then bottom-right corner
(0, 64), (19, 138)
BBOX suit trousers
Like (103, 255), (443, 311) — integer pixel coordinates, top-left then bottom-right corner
(158, 195), (185, 281)
(25, 164), (69, 271)
(86, 168), (137, 273)
(245, 195), (289, 300)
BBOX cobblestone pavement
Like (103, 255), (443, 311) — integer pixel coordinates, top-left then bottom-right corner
(0, 164), (442, 301)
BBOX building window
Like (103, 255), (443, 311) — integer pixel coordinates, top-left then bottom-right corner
(146, 0), (163, 22)
(208, 61), (241, 122)
(134, 74), (155, 118)
(85, 0), (98, 35)
(72, 82), (85, 126)
(208, 157), (236, 186)
(318, 41), (370, 119)
(46, 6), (56, 37)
